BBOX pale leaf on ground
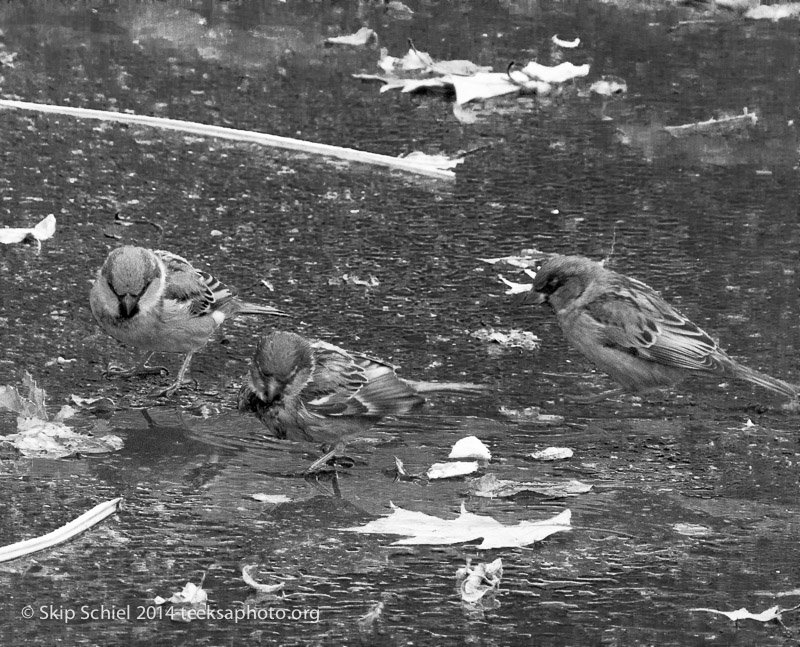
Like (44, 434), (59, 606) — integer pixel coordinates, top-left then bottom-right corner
(470, 327), (540, 351)
(479, 249), (551, 269)
(456, 558), (503, 603)
(519, 61), (590, 84)
(251, 493), (292, 504)
(0, 214), (56, 247)
(449, 435), (491, 460)
(499, 406), (564, 424)
(5, 418), (124, 458)
(325, 27), (378, 47)
(448, 72), (532, 104)
(342, 503), (572, 549)
(745, 3), (800, 20)
(552, 35), (581, 48)
(427, 461), (479, 479)
(431, 59), (493, 76)
(242, 565), (286, 594)
(590, 76), (628, 96)
(529, 447), (574, 461)
(470, 473), (592, 498)
(0, 372), (48, 419)
(690, 605), (784, 622)
(498, 274), (534, 294)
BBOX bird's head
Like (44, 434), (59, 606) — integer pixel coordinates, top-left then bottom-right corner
(523, 255), (599, 310)
(99, 246), (163, 319)
(248, 331), (313, 404)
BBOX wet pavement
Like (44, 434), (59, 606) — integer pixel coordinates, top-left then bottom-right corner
(1, 1), (799, 645)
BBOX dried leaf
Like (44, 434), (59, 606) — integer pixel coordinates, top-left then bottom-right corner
(251, 494), (292, 504)
(427, 461), (480, 480)
(470, 473), (592, 498)
(519, 61), (590, 84)
(0, 214), (56, 247)
(449, 436), (491, 460)
(343, 503), (572, 548)
(325, 27), (378, 47)
(552, 35), (581, 48)
(456, 558), (503, 603)
(470, 327), (540, 351)
(745, 3), (800, 20)
(590, 76), (628, 96)
(499, 405), (564, 424)
(242, 565), (286, 594)
(690, 605), (784, 622)
(528, 447), (574, 461)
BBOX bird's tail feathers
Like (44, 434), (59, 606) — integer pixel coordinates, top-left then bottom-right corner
(229, 300), (289, 318)
(732, 365), (798, 400)
(404, 380), (491, 396)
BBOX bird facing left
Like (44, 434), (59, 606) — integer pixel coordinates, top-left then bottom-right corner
(90, 245), (288, 396)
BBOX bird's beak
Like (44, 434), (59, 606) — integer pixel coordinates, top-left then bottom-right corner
(264, 376), (284, 404)
(118, 294), (140, 319)
(515, 289), (546, 306)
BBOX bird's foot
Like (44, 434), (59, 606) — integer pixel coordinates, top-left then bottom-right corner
(148, 376), (198, 398)
(103, 361), (169, 378)
(305, 442), (363, 474)
(303, 469), (342, 498)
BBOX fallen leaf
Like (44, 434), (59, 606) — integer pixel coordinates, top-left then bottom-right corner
(690, 605), (784, 622)
(479, 249), (551, 269)
(470, 327), (540, 351)
(242, 565), (286, 594)
(497, 274), (534, 294)
(325, 27), (378, 47)
(529, 447), (574, 461)
(343, 503), (572, 548)
(590, 76), (628, 96)
(4, 418), (124, 458)
(449, 436), (491, 460)
(552, 35), (581, 48)
(499, 406), (564, 424)
(358, 600), (385, 632)
(0, 214), (56, 247)
(456, 557), (503, 603)
(745, 3), (800, 20)
(427, 461), (480, 479)
(470, 473), (592, 498)
(519, 61), (590, 84)
(251, 494), (292, 504)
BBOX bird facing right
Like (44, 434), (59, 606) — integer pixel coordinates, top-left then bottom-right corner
(520, 254), (798, 400)
(238, 331), (489, 467)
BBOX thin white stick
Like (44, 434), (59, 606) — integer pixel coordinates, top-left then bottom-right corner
(0, 497), (121, 563)
(0, 99), (455, 180)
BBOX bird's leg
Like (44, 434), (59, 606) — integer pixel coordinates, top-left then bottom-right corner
(305, 441), (359, 474)
(104, 352), (169, 378)
(149, 352), (197, 397)
(303, 469), (342, 498)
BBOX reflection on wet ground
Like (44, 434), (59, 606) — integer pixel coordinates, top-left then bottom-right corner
(1, 0), (800, 644)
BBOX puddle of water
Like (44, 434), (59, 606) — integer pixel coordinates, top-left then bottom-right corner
(1, 1), (800, 644)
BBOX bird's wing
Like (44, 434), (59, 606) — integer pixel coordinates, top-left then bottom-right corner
(303, 342), (423, 418)
(301, 342), (371, 416)
(585, 276), (723, 372)
(154, 250), (233, 316)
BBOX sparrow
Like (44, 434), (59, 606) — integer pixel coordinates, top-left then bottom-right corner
(238, 330), (489, 471)
(90, 245), (288, 396)
(522, 254), (798, 400)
